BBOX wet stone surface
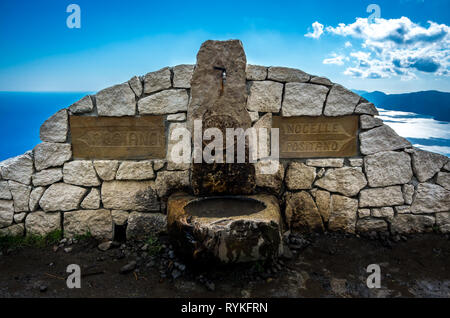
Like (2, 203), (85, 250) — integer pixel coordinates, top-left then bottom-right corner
(188, 40), (255, 196)
(185, 197), (265, 218)
(167, 193), (282, 263)
(0, 233), (448, 297)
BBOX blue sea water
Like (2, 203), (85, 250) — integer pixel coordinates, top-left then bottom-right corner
(0, 92), (91, 161)
(377, 108), (450, 157)
(0, 92), (449, 161)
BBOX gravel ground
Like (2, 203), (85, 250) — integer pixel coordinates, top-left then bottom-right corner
(0, 233), (448, 298)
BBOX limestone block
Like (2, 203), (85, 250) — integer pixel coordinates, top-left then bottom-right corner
(306, 158), (344, 168)
(0, 200), (14, 228)
(411, 149), (448, 182)
(63, 161), (100, 186)
(69, 95), (94, 114)
(29, 186), (45, 212)
(96, 83), (136, 116)
(364, 151), (412, 187)
(360, 115), (383, 129)
(0, 153), (34, 184)
(328, 195), (358, 234)
(116, 161), (155, 180)
(281, 83), (328, 116)
(8, 181), (31, 212)
(0, 223), (24, 237)
(285, 191), (324, 233)
(143, 67), (171, 94)
(390, 214), (435, 234)
(33, 142), (72, 171)
(410, 183), (450, 213)
(25, 212), (61, 236)
(359, 186), (404, 207)
(247, 81), (283, 113)
(360, 125), (411, 155)
(315, 167), (367, 197)
(324, 84), (360, 116)
(354, 102), (378, 115)
(246, 64), (267, 80)
(138, 89), (189, 115)
(64, 209), (113, 240)
(128, 76), (143, 97)
(80, 188), (101, 209)
(267, 66), (310, 83)
(436, 172), (450, 190)
(0, 181), (12, 200)
(39, 183), (87, 212)
(102, 180), (160, 211)
(285, 162), (316, 190)
(32, 168), (63, 186)
(93, 160), (119, 181)
(40, 109), (68, 143)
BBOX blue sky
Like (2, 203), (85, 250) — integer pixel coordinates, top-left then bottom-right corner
(0, 0), (449, 93)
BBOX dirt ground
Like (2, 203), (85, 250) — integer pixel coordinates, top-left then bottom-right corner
(0, 233), (448, 298)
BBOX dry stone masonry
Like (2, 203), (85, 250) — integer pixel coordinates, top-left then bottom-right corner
(0, 41), (449, 242)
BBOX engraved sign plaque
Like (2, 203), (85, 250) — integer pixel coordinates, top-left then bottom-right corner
(70, 116), (166, 159)
(273, 116), (358, 158)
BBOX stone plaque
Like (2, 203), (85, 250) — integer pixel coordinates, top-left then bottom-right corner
(273, 116), (358, 158)
(70, 116), (165, 159)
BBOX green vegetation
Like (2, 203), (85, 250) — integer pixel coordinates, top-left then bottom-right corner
(0, 229), (62, 250)
(73, 231), (92, 241)
(146, 235), (162, 256)
(251, 260), (265, 273)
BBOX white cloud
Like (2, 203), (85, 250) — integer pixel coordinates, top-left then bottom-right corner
(318, 17), (450, 79)
(305, 21), (324, 39)
(326, 17), (448, 45)
(323, 54), (347, 65)
(344, 41), (352, 47)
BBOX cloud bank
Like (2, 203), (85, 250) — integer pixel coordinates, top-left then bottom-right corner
(306, 17), (450, 79)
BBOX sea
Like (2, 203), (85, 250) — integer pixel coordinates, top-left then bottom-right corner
(0, 92), (449, 161)
(0, 92), (90, 161)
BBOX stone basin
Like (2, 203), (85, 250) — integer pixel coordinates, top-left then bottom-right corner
(185, 197), (266, 217)
(167, 193), (283, 263)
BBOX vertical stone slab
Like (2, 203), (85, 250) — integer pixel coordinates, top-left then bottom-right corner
(188, 40), (250, 130)
(188, 40), (255, 195)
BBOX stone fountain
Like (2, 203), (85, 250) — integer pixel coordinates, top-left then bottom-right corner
(167, 40), (283, 263)
(2, 37), (448, 263)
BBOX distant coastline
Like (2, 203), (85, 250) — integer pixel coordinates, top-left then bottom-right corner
(354, 90), (450, 122)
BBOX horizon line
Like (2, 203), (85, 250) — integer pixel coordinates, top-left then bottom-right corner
(1, 89), (450, 95)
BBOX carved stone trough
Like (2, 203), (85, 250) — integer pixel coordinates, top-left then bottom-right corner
(167, 193), (282, 263)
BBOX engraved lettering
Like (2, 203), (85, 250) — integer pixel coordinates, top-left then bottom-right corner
(273, 116), (358, 158)
(70, 116), (165, 160)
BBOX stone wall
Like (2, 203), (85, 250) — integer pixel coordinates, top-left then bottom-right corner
(0, 64), (449, 240)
